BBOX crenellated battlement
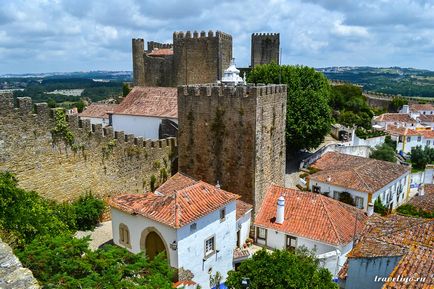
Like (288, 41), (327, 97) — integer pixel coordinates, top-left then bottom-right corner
(173, 30), (232, 40)
(252, 32), (280, 37)
(147, 41), (173, 51)
(178, 83), (287, 98)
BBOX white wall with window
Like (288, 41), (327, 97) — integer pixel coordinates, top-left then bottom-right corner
(111, 200), (239, 289)
(176, 202), (237, 289)
(396, 134), (434, 154)
(309, 174), (410, 211)
(254, 226), (352, 276)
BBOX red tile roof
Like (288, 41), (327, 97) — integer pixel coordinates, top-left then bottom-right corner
(418, 114), (434, 123)
(374, 113), (416, 123)
(254, 185), (367, 246)
(341, 214), (434, 288)
(236, 200), (253, 220)
(410, 103), (434, 112)
(109, 173), (240, 228)
(113, 86), (177, 118)
(407, 184), (434, 213)
(404, 129), (434, 138)
(147, 48), (174, 56)
(309, 152), (410, 194)
(79, 104), (117, 119)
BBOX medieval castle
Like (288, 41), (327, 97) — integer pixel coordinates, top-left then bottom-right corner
(133, 31), (280, 87)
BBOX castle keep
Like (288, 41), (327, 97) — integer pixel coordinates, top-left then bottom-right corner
(132, 31), (233, 87)
(251, 33), (280, 68)
(177, 84), (287, 212)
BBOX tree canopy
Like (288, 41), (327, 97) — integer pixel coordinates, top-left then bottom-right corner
(370, 143), (397, 163)
(225, 248), (338, 289)
(248, 63), (332, 151)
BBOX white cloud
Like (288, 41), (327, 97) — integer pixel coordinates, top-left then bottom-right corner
(0, 0), (433, 73)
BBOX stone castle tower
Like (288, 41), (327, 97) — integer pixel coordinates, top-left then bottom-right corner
(132, 31), (232, 87)
(251, 33), (280, 68)
(177, 84), (287, 212)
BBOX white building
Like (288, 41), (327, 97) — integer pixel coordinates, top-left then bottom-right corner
(307, 152), (410, 211)
(254, 184), (368, 277)
(78, 104), (116, 126)
(109, 172), (252, 289)
(111, 87), (178, 139)
(372, 113), (417, 129)
(219, 58), (246, 85)
(391, 127), (434, 155)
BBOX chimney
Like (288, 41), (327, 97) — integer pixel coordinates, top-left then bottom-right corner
(401, 104), (410, 114)
(216, 180), (221, 189)
(276, 195), (285, 224)
(420, 186), (425, 196)
(367, 202), (374, 217)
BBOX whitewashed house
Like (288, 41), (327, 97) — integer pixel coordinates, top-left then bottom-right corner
(394, 128), (434, 155)
(372, 113), (417, 129)
(78, 104), (116, 126)
(111, 87), (178, 139)
(254, 184), (368, 277)
(109, 173), (252, 289)
(307, 152), (410, 211)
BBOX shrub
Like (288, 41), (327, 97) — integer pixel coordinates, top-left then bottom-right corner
(396, 204), (433, 218)
(339, 191), (355, 206)
(374, 197), (388, 216)
(72, 193), (105, 231)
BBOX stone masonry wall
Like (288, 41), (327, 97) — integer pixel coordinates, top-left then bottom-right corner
(0, 93), (176, 201)
(251, 33), (280, 68)
(177, 84), (286, 212)
(143, 54), (175, 87)
(173, 31), (232, 86)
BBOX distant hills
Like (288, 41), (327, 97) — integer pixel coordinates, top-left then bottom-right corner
(3, 67), (434, 98)
(318, 66), (434, 97)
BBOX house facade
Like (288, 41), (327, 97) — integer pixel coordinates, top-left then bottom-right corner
(395, 128), (434, 154)
(111, 86), (178, 139)
(109, 173), (251, 289)
(254, 185), (368, 277)
(307, 152), (411, 211)
(78, 104), (116, 126)
(339, 214), (433, 289)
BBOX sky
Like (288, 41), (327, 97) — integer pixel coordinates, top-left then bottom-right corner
(1, 0), (434, 74)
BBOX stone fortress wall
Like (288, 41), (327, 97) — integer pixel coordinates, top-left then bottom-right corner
(0, 92), (176, 201)
(251, 33), (280, 68)
(133, 31), (233, 87)
(177, 83), (287, 212)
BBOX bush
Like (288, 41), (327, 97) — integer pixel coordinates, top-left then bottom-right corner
(370, 143), (396, 163)
(396, 204), (433, 218)
(72, 192), (105, 231)
(339, 192), (355, 206)
(374, 197), (388, 216)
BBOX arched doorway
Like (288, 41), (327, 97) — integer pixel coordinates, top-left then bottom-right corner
(140, 228), (168, 260)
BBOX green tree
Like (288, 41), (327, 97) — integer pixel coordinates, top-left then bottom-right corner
(72, 192), (105, 231)
(339, 191), (355, 206)
(16, 234), (174, 288)
(75, 100), (85, 113)
(374, 197), (388, 216)
(370, 143), (397, 163)
(226, 248), (338, 289)
(390, 97), (408, 112)
(410, 146), (430, 169)
(248, 63), (332, 151)
(123, 83), (132, 97)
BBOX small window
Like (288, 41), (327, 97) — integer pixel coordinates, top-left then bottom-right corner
(407, 137), (411, 142)
(257, 227), (267, 240)
(286, 235), (297, 251)
(220, 208), (226, 222)
(417, 136), (422, 142)
(427, 140), (431, 146)
(355, 196), (364, 209)
(333, 191), (340, 200)
(190, 223), (197, 232)
(204, 236), (215, 257)
(119, 223), (130, 246)
(312, 186), (321, 193)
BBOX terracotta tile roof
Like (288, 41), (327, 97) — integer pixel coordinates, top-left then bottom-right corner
(404, 129), (434, 138)
(341, 214), (434, 288)
(79, 104), (116, 119)
(109, 173), (240, 228)
(385, 125), (407, 136)
(309, 152), (410, 194)
(173, 280), (196, 288)
(410, 103), (434, 112)
(147, 48), (174, 56)
(236, 200), (253, 220)
(113, 86), (177, 118)
(418, 114), (434, 123)
(233, 248), (250, 260)
(374, 113), (416, 123)
(254, 185), (367, 246)
(407, 184), (434, 213)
